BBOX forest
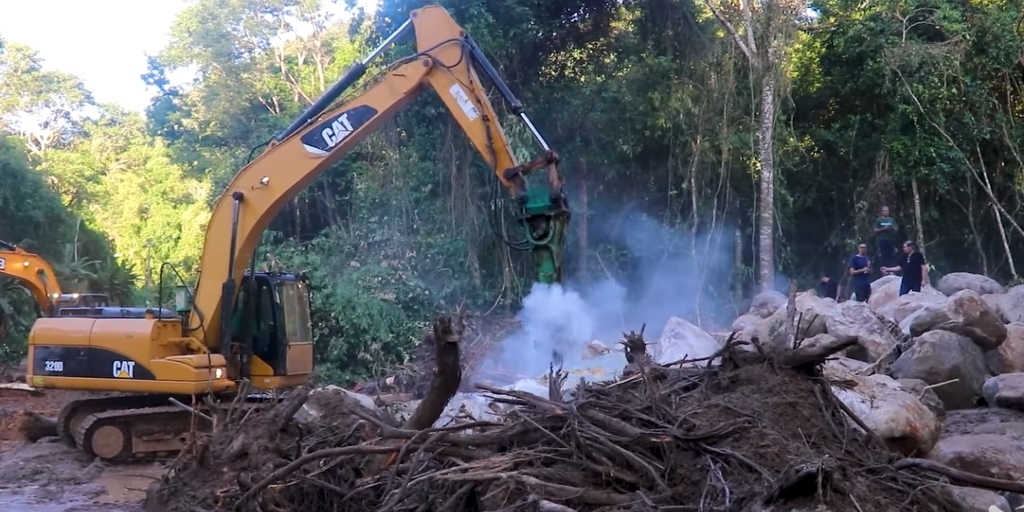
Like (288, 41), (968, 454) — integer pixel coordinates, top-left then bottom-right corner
(0, 0), (1022, 384)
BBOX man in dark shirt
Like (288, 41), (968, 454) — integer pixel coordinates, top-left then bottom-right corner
(874, 206), (898, 268)
(848, 243), (872, 302)
(818, 273), (839, 300)
(881, 240), (928, 296)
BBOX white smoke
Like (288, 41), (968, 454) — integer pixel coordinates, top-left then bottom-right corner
(479, 210), (744, 381)
(483, 282), (606, 378)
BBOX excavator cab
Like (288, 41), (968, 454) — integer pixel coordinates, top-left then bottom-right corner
(226, 272), (313, 380)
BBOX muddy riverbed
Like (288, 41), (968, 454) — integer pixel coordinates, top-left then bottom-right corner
(0, 388), (162, 512)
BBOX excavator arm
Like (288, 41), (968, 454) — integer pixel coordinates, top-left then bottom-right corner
(187, 5), (570, 356)
(0, 239), (63, 316)
(24, 7), (567, 462)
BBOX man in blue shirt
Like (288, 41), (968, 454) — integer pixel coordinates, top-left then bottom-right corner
(848, 243), (872, 302)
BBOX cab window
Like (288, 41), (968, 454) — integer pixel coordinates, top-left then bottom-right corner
(277, 281), (312, 344)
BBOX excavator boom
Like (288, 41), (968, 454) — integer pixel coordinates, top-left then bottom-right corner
(0, 239), (62, 316)
(25, 5), (568, 462)
(186, 5), (569, 357)
(0, 239), (114, 316)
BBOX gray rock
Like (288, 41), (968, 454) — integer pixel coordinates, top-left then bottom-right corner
(993, 285), (1024, 323)
(929, 433), (1024, 482)
(937, 272), (1006, 296)
(907, 290), (1007, 350)
(985, 323), (1024, 375)
(982, 373), (1024, 410)
(942, 485), (1012, 511)
(896, 378), (946, 419)
(890, 330), (988, 409)
(749, 290), (788, 318)
(942, 408), (1024, 436)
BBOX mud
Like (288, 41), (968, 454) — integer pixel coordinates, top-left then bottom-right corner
(0, 388), (165, 512)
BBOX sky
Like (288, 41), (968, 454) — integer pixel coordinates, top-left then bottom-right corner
(0, 0), (378, 113)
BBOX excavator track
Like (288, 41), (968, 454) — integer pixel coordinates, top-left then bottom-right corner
(57, 394), (186, 444)
(59, 393), (280, 461)
(73, 405), (210, 462)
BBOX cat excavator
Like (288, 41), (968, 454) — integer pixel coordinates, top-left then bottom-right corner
(26, 4), (569, 461)
(0, 239), (112, 317)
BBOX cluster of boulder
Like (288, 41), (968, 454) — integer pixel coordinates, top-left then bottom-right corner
(729, 272), (1024, 511)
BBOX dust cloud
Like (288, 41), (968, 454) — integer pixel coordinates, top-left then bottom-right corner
(481, 210), (738, 380)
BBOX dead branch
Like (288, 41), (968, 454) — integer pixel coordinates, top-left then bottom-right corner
(156, 321), (964, 512)
(777, 335), (858, 368)
(894, 458), (1024, 494)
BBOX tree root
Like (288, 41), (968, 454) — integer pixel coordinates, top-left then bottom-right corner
(895, 457), (1024, 494)
(153, 322), (968, 512)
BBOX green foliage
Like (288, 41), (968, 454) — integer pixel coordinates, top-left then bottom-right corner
(268, 228), (432, 384)
(0, 38), (94, 156)
(0, 135), (71, 256)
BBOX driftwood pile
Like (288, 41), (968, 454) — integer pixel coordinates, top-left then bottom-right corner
(148, 320), (974, 512)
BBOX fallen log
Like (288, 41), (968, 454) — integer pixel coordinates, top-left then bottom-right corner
(15, 411), (58, 442)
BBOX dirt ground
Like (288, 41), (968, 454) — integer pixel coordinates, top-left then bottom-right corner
(0, 387), (167, 512)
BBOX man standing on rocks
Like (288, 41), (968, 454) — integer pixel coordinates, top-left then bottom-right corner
(873, 205), (898, 268)
(848, 243), (872, 302)
(882, 240), (928, 296)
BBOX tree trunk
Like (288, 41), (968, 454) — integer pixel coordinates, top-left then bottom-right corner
(993, 206), (1018, 281)
(577, 161), (589, 284)
(911, 177), (924, 258)
(757, 72), (777, 292)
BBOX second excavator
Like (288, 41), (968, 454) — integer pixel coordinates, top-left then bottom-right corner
(26, 4), (570, 461)
(0, 239), (112, 317)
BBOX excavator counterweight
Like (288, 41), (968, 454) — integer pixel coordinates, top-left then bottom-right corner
(25, 5), (569, 462)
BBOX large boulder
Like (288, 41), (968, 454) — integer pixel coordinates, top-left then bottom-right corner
(730, 314), (762, 344)
(756, 307), (798, 351)
(876, 290), (946, 325)
(827, 300), (900, 362)
(747, 292), (900, 362)
(794, 292), (833, 338)
(830, 372), (940, 455)
(929, 433), (1024, 482)
(868, 274), (943, 314)
(936, 272), (1005, 296)
(749, 290), (788, 318)
(985, 323), (1024, 375)
(889, 330), (989, 410)
(653, 317), (723, 365)
(905, 289), (1007, 350)
(986, 284), (1024, 324)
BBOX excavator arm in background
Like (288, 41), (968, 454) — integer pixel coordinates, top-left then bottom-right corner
(25, 5), (568, 462)
(0, 239), (63, 316)
(185, 4), (570, 368)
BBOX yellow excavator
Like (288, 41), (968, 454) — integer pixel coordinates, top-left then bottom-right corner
(0, 239), (112, 317)
(26, 5), (569, 461)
